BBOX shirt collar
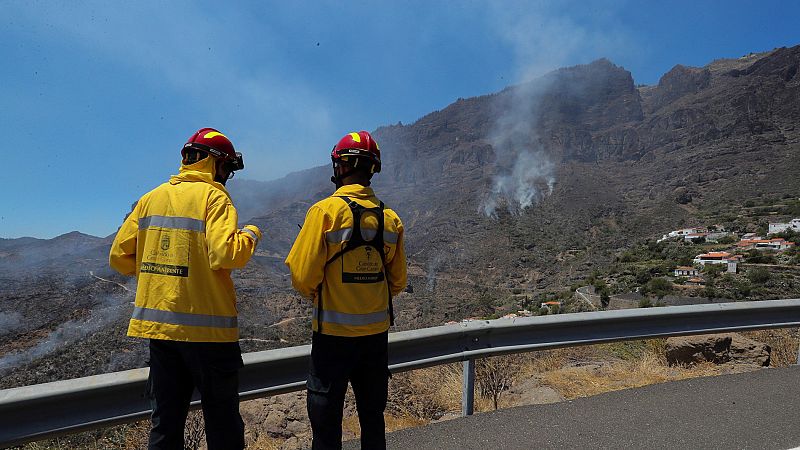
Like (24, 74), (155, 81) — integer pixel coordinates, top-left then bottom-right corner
(333, 183), (375, 199)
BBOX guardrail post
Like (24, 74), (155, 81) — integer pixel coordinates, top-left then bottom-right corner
(796, 341), (800, 365)
(462, 358), (475, 416)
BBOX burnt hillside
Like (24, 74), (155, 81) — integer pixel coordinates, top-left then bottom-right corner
(2, 45), (800, 388)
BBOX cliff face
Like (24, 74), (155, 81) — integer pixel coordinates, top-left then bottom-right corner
(247, 46), (800, 234)
(240, 44), (800, 329)
(3, 45), (800, 388)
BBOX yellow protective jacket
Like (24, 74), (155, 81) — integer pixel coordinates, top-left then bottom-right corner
(109, 157), (261, 343)
(285, 184), (407, 337)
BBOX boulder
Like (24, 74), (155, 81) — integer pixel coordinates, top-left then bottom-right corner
(285, 419), (308, 435)
(665, 333), (770, 367)
(264, 409), (287, 436)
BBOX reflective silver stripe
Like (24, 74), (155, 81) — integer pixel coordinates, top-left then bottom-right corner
(326, 228), (352, 243)
(242, 228), (259, 242)
(383, 231), (398, 244)
(140, 215), (205, 232)
(132, 306), (237, 328)
(361, 229), (377, 240)
(313, 308), (389, 326)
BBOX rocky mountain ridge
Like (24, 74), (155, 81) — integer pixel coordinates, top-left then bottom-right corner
(2, 45), (799, 389)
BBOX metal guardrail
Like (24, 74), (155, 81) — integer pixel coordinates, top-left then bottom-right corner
(2, 299), (800, 448)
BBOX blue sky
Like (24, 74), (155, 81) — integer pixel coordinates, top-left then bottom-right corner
(1, 0), (798, 239)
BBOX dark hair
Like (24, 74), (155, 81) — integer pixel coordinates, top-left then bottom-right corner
(182, 148), (209, 165)
(340, 155), (376, 178)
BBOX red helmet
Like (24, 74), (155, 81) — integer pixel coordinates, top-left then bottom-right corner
(183, 127), (237, 160)
(331, 131), (381, 173)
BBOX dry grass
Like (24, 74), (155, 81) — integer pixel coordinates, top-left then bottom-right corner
(19, 420), (150, 450)
(342, 413), (427, 438)
(540, 351), (724, 400)
(518, 347), (592, 376)
(743, 327), (800, 367)
(248, 434), (283, 450)
(387, 364), (464, 419)
(385, 414), (428, 432)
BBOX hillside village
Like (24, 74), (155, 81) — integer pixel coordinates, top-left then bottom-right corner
(488, 214), (800, 319)
(573, 214), (800, 311)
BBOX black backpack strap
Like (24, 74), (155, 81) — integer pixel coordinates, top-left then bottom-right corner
(373, 201), (395, 326)
(323, 196), (361, 265)
(320, 196), (396, 327)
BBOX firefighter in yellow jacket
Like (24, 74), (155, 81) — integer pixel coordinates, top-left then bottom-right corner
(286, 130), (407, 450)
(110, 127), (260, 450)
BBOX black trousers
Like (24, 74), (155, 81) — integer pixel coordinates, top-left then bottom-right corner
(147, 339), (244, 450)
(307, 331), (390, 450)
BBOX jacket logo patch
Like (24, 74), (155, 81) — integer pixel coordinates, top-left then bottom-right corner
(342, 271), (385, 283)
(160, 235), (171, 251)
(141, 262), (189, 277)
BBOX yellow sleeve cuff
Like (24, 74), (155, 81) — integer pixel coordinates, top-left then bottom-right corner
(243, 224), (262, 242)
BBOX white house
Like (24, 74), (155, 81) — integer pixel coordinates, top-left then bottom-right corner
(693, 251), (731, 265)
(737, 238), (795, 251)
(693, 252), (742, 273)
(658, 227), (706, 243)
(684, 233), (708, 242)
(674, 266), (700, 277)
(769, 218), (800, 235)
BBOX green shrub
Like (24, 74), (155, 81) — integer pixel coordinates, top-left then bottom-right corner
(776, 229), (800, 244)
(716, 235), (736, 245)
(735, 279), (752, 298)
(745, 250), (778, 264)
(702, 285), (718, 299)
(635, 268), (652, 285)
(747, 267), (771, 284)
(600, 290), (610, 309)
(606, 340), (649, 360)
(703, 263), (724, 279)
(643, 277), (673, 298)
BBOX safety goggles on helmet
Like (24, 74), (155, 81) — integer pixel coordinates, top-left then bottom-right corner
(183, 142), (245, 171)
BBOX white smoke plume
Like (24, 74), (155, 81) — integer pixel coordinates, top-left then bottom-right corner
(480, 1), (629, 218)
(0, 291), (133, 376)
(481, 79), (556, 218)
(0, 312), (22, 336)
(426, 254), (446, 291)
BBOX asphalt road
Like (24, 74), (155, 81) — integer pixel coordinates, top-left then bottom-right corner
(346, 366), (800, 450)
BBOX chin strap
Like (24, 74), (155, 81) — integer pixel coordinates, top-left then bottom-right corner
(214, 161), (236, 185)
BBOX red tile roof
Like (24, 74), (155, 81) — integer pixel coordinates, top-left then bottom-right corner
(698, 252), (731, 258)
